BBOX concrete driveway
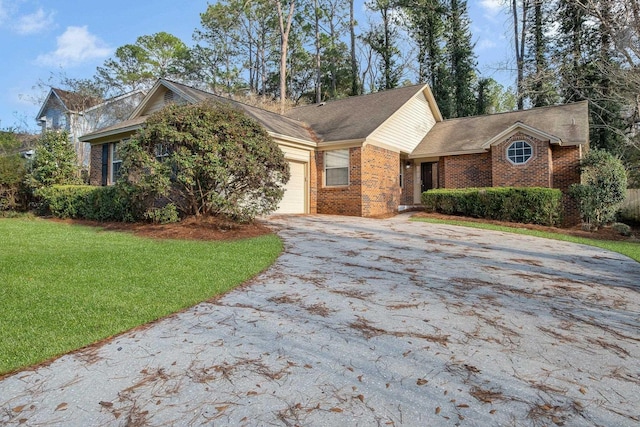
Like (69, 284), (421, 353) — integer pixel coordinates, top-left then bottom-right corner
(1, 215), (639, 426)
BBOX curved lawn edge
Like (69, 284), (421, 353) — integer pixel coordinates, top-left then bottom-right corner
(411, 217), (640, 263)
(0, 218), (283, 375)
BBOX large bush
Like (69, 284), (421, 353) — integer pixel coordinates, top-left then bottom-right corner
(118, 101), (290, 222)
(422, 187), (563, 226)
(570, 149), (627, 230)
(0, 131), (28, 211)
(26, 130), (81, 190)
(35, 185), (133, 222)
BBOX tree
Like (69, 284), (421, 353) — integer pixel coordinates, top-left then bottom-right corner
(570, 149), (628, 230)
(476, 78), (516, 115)
(511, 0), (529, 110)
(523, 0), (558, 107)
(400, 0), (446, 89)
(554, 0), (631, 155)
(274, 0), (297, 112)
(97, 32), (194, 93)
(119, 101), (290, 222)
(26, 130), (81, 190)
(364, 0), (403, 90)
(0, 130), (28, 211)
(445, 0), (477, 117)
(349, 0), (361, 95)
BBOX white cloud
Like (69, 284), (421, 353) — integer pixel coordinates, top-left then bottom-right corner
(15, 8), (55, 34)
(477, 38), (498, 51)
(36, 26), (112, 67)
(480, 0), (504, 16)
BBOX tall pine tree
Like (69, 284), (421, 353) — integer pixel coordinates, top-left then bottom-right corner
(444, 0), (477, 118)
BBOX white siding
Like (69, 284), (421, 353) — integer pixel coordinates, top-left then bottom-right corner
(275, 161), (307, 214)
(142, 89), (187, 116)
(367, 92), (437, 153)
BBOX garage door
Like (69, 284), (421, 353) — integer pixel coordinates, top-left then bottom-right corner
(275, 161), (306, 214)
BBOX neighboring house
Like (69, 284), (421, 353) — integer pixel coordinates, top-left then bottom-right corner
(80, 79), (588, 222)
(36, 88), (146, 166)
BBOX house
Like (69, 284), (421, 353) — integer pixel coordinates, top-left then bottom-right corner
(79, 79), (589, 222)
(36, 88), (145, 166)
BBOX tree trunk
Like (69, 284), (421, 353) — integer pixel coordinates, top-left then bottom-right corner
(512, 0), (527, 110)
(276, 0), (295, 113)
(315, 0), (322, 103)
(350, 0), (359, 95)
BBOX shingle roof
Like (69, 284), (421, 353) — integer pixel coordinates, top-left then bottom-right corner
(411, 101), (589, 158)
(52, 88), (102, 112)
(284, 85), (429, 142)
(82, 80), (315, 142)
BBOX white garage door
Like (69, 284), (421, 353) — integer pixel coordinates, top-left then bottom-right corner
(275, 161), (306, 214)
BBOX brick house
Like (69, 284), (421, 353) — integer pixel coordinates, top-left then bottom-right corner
(80, 79), (589, 221)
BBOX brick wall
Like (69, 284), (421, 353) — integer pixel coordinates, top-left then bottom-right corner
(551, 145), (581, 191)
(552, 144), (583, 225)
(492, 133), (551, 188)
(308, 151), (318, 214)
(441, 152), (492, 188)
(401, 161), (414, 205)
(361, 145), (401, 217)
(316, 147), (362, 216)
(89, 144), (103, 186)
(316, 145), (402, 217)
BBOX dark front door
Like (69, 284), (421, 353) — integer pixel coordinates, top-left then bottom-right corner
(421, 162), (437, 192)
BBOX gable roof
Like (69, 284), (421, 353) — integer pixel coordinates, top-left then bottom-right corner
(82, 79), (315, 143)
(410, 101), (589, 158)
(36, 88), (102, 120)
(284, 84), (442, 142)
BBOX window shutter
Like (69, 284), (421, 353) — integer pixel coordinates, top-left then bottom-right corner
(101, 144), (108, 186)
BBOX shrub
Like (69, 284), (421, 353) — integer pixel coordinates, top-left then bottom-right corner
(612, 222), (632, 237)
(35, 185), (132, 222)
(25, 130), (81, 190)
(422, 187), (563, 226)
(118, 101), (290, 222)
(569, 150), (627, 230)
(0, 131), (28, 211)
(143, 203), (180, 224)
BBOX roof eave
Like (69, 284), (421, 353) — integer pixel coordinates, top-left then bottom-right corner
(269, 132), (317, 148)
(409, 148), (488, 159)
(80, 123), (144, 143)
(482, 122), (562, 148)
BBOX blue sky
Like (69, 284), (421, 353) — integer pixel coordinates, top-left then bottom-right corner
(0, 0), (512, 132)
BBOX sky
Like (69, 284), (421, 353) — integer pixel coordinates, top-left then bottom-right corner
(0, 0), (513, 133)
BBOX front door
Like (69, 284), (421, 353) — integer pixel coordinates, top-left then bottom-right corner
(421, 162), (437, 192)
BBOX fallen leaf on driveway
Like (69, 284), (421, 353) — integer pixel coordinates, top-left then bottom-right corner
(55, 403), (68, 411)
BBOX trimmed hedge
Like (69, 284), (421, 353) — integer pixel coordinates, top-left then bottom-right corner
(35, 185), (133, 222)
(421, 187), (563, 226)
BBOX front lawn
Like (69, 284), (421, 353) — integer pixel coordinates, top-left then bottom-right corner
(0, 218), (282, 375)
(412, 216), (640, 263)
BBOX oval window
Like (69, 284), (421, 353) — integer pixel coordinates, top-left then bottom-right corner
(507, 140), (533, 165)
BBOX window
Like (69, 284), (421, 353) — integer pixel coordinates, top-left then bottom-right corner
(111, 142), (122, 183)
(507, 140), (533, 165)
(324, 149), (349, 186)
(155, 143), (170, 162)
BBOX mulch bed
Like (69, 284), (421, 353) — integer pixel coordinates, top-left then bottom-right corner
(49, 216), (273, 241)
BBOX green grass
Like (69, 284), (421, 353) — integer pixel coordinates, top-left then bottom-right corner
(412, 217), (640, 263)
(0, 217), (282, 375)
